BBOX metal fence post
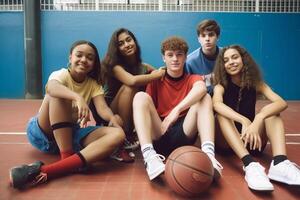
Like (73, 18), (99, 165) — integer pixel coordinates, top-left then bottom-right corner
(24, 0), (43, 99)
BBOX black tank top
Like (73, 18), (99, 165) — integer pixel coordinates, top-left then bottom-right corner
(223, 80), (256, 132)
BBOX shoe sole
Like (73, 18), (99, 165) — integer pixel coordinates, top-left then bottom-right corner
(9, 167), (20, 189)
(268, 174), (300, 185)
(149, 165), (165, 181)
(9, 168), (14, 188)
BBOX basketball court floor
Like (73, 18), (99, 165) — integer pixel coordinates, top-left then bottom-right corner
(0, 99), (299, 200)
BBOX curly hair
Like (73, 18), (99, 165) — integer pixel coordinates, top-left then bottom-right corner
(160, 36), (189, 55)
(213, 45), (263, 90)
(69, 40), (102, 84)
(101, 28), (142, 84)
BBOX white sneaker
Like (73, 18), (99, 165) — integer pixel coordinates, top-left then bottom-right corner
(243, 162), (274, 191)
(144, 154), (165, 180)
(268, 160), (300, 185)
(207, 154), (223, 180)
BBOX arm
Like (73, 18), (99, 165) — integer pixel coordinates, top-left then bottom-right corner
(241, 83), (288, 149)
(92, 95), (123, 128)
(213, 84), (265, 149)
(113, 65), (165, 86)
(161, 80), (207, 133)
(254, 83), (288, 121)
(213, 84), (251, 126)
(47, 80), (89, 124)
(172, 80), (207, 114)
(47, 79), (81, 101)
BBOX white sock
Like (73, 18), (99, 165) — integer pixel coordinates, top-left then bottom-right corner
(201, 141), (215, 157)
(141, 144), (156, 160)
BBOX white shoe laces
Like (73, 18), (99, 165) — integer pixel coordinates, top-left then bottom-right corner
(144, 154), (165, 166)
(246, 163), (268, 180)
(207, 154), (223, 170)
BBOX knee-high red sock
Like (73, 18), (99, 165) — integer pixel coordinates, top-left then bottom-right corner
(60, 150), (74, 160)
(41, 153), (85, 179)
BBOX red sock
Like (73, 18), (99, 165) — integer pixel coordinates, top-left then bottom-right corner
(41, 153), (84, 179)
(60, 150), (74, 160)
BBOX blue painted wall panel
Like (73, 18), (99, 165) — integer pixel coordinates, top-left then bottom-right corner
(1, 12), (300, 99)
(0, 12), (24, 98)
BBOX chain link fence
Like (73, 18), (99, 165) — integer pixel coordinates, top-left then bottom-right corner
(1, 0), (299, 12)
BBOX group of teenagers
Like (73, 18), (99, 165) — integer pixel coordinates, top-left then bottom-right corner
(10, 19), (300, 192)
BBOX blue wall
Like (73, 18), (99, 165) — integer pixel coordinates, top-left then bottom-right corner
(1, 11), (300, 99)
(0, 12), (24, 98)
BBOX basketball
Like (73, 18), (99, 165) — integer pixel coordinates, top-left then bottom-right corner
(165, 146), (214, 197)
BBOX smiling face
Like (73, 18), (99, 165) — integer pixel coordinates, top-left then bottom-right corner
(117, 32), (137, 57)
(223, 48), (244, 77)
(69, 44), (96, 81)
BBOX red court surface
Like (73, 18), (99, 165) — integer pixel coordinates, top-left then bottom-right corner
(0, 99), (299, 200)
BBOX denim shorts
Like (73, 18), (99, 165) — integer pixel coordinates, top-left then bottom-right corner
(26, 116), (100, 154)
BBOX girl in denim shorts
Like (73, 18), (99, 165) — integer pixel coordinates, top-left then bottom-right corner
(9, 40), (125, 189)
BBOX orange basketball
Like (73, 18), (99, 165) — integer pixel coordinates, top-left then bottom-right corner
(165, 146), (214, 197)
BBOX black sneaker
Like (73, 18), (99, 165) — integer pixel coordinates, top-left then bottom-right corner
(9, 161), (47, 189)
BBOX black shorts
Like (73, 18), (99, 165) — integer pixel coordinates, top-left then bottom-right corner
(153, 117), (197, 157)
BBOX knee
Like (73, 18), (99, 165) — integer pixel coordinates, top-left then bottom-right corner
(191, 94), (213, 111)
(112, 128), (126, 146)
(201, 94), (213, 108)
(133, 92), (151, 108)
(48, 95), (72, 107)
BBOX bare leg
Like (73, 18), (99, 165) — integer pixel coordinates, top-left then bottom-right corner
(215, 117), (232, 151)
(183, 94), (222, 178)
(133, 92), (165, 180)
(217, 115), (249, 159)
(38, 95), (73, 152)
(110, 85), (138, 133)
(265, 115), (286, 156)
(132, 92), (162, 145)
(81, 127), (125, 163)
(184, 94), (215, 142)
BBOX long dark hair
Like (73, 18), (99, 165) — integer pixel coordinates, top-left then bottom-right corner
(69, 40), (102, 84)
(213, 44), (263, 90)
(101, 28), (142, 84)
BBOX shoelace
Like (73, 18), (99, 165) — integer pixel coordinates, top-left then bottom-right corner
(207, 154), (223, 170)
(30, 172), (47, 187)
(248, 163), (269, 179)
(144, 154), (165, 165)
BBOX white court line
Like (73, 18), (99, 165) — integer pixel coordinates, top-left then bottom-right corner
(286, 134), (300, 136)
(0, 132), (26, 135)
(0, 142), (29, 144)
